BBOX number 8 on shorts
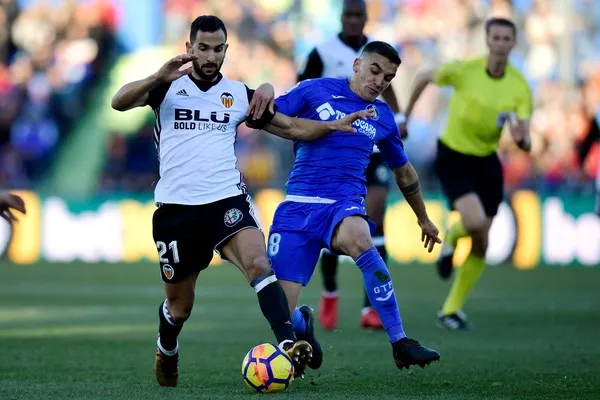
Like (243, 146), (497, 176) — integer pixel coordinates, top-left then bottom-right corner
(268, 233), (281, 256)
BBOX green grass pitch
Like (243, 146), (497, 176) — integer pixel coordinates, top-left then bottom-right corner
(0, 261), (599, 399)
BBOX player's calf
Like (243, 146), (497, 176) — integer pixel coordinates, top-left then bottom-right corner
(156, 299), (187, 387)
(355, 247), (405, 341)
(352, 247), (442, 369)
(250, 270), (296, 345)
(155, 272), (196, 387)
(361, 236), (385, 330)
(332, 216), (405, 338)
(158, 299), (189, 354)
(223, 228), (296, 345)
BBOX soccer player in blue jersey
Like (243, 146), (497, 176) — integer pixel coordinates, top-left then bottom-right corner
(267, 41), (442, 371)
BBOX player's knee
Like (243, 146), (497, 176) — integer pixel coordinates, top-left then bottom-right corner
(347, 233), (374, 259)
(168, 303), (193, 324)
(242, 255), (271, 282)
(462, 217), (487, 236)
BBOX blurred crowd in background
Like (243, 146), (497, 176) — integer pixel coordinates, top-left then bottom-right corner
(0, 0), (117, 188)
(1, 0), (600, 197)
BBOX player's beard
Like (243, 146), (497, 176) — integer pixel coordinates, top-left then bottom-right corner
(193, 60), (222, 81)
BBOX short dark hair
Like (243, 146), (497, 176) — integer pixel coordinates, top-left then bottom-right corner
(343, 0), (366, 11)
(485, 17), (517, 36)
(361, 41), (401, 65)
(189, 15), (227, 43)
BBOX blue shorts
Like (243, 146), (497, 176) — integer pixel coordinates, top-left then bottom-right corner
(267, 197), (374, 286)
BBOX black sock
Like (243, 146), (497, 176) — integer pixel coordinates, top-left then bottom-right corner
(321, 251), (339, 293)
(158, 300), (183, 352)
(376, 243), (388, 263)
(251, 271), (295, 344)
(363, 243), (388, 308)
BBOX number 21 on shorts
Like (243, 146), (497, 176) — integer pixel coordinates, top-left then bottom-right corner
(268, 233), (281, 256)
(156, 240), (180, 263)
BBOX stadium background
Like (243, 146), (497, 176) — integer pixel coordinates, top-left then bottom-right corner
(1, 1), (600, 399)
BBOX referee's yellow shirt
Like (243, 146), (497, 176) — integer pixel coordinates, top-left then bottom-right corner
(434, 57), (533, 157)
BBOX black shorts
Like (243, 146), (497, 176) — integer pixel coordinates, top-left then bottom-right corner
(434, 140), (504, 217)
(152, 194), (261, 283)
(366, 152), (392, 188)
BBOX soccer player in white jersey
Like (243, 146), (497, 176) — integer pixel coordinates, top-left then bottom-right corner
(111, 15), (369, 387)
(297, 0), (407, 331)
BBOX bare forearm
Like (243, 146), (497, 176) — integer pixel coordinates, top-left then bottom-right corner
(264, 113), (334, 140)
(381, 85), (401, 114)
(394, 164), (428, 222)
(405, 72), (433, 119)
(111, 74), (161, 111)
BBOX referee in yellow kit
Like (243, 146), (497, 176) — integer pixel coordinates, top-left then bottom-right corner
(404, 18), (533, 330)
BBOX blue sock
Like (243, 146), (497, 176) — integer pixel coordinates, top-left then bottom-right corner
(291, 307), (307, 335)
(356, 247), (406, 343)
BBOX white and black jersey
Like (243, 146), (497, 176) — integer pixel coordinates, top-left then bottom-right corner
(297, 34), (372, 81)
(146, 74), (274, 205)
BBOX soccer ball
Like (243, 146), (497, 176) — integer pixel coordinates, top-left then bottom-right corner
(241, 343), (294, 393)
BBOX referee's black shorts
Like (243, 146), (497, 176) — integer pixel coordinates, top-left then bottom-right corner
(434, 140), (504, 217)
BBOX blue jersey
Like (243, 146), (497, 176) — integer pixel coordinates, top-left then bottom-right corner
(275, 78), (408, 200)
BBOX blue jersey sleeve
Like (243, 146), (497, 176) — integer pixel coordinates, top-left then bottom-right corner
(275, 79), (316, 117)
(377, 125), (409, 169)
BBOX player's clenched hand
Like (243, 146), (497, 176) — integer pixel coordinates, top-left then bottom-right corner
(332, 109), (374, 133)
(154, 54), (198, 83)
(418, 218), (442, 253)
(0, 192), (26, 222)
(248, 83), (275, 120)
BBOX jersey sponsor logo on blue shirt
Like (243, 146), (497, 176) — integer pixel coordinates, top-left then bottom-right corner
(315, 102), (377, 139)
(366, 104), (379, 121)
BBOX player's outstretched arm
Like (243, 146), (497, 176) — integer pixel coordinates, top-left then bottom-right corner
(381, 85), (408, 138)
(404, 69), (435, 123)
(393, 163), (442, 253)
(111, 54), (198, 111)
(262, 109), (372, 141)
